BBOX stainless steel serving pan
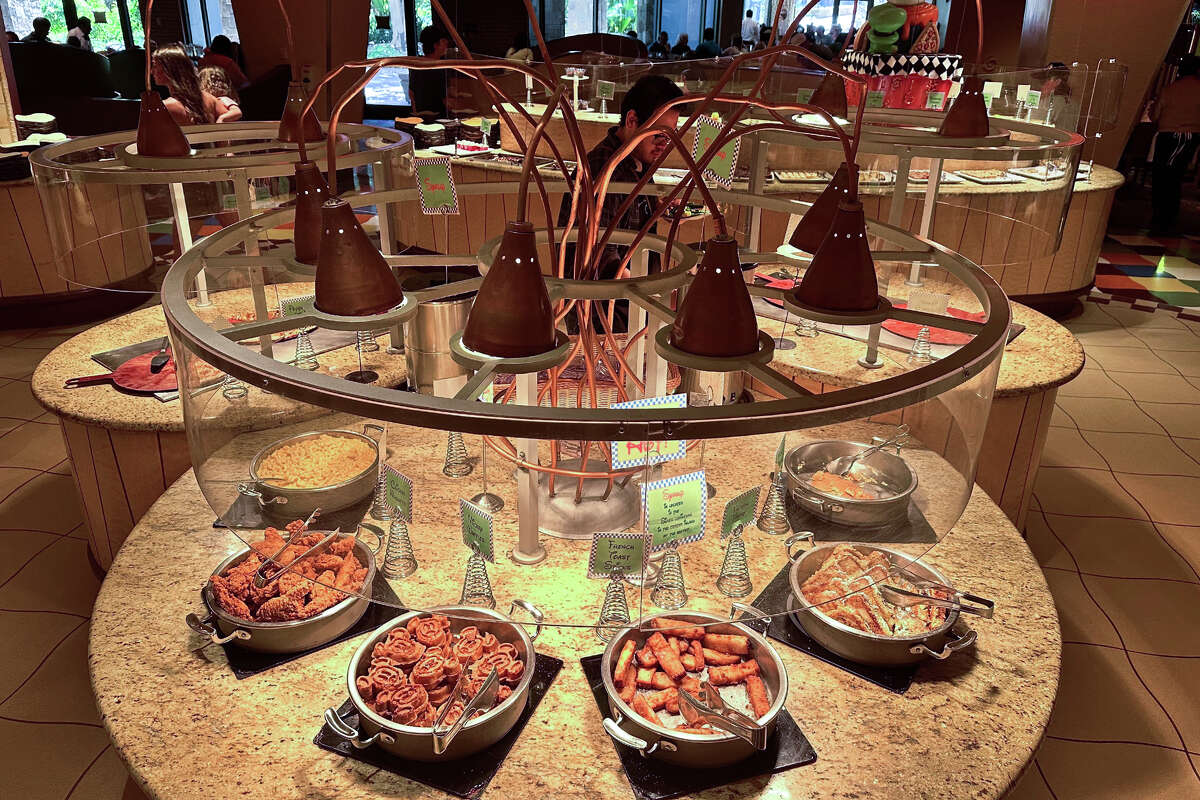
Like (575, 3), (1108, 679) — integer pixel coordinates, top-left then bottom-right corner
(783, 440), (917, 528)
(327, 601), (543, 762)
(185, 535), (377, 653)
(600, 609), (789, 768)
(786, 537), (992, 666)
(241, 425), (382, 519)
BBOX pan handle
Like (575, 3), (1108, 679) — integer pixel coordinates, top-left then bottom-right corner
(64, 373), (115, 388)
(729, 602), (771, 635)
(323, 707), (394, 750)
(603, 713), (676, 758)
(185, 611), (251, 646)
(910, 622), (978, 660)
(237, 481), (288, 507)
(785, 531), (815, 561)
(509, 599), (544, 641)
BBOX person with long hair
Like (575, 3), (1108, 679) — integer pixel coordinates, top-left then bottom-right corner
(152, 44), (231, 125)
(198, 67), (243, 123)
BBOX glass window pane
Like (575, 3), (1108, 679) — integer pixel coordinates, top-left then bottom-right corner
(1, 0), (68, 41)
(365, 0), (409, 107)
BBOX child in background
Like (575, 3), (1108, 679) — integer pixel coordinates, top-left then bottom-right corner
(199, 67), (244, 123)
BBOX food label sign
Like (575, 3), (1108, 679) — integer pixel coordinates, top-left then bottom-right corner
(774, 433), (788, 470)
(796, 88), (814, 104)
(721, 486), (761, 539)
(1024, 89), (1042, 108)
(588, 531), (646, 579)
(460, 499), (495, 562)
(414, 156), (460, 215)
(692, 116), (739, 189)
(279, 293), (316, 318)
(865, 90), (885, 108)
(480, 117), (492, 137)
(643, 470), (708, 552)
(382, 465), (413, 522)
(925, 91), (945, 110)
(611, 395), (687, 469)
(595, 79), (616, 101)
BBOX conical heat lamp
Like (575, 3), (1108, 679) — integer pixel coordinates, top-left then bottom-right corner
(278, 81), (324, 143)
(136, 91), (190, 157)
(808, 71), (847, 118)
(292, 161), (330, 265)
(937, 76), (989, 138)
(314, 198), (404, 316)
(788, 200), (880, 313)
(462, 220), (557, 358)
(789, 163), (854, 254)
(670, 236), (759, 358)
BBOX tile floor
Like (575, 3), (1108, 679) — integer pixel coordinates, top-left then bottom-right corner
(2, 298), (1199, 799)
(1094, 232), (1200, 310)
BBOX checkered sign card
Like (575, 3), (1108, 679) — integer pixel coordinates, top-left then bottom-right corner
(721, 487), (761, 539)
(460, 499), (495, 562)
(279, 293), (316, 317)
(414, 156), (460, 215)
(382, 465), (413, 522)
(610, 395), (687, 469)
(643, 470), (708, 552)
(692, 115), (739, 189)
(588, 532), (647, 580)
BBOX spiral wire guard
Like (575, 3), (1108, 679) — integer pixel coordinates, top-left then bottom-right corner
(794, 317), (819, 338)
(594, 573), (631, 642)
(383, 518), (418, 578)
(460, 552), (496, 608)
(651, 546), (688, 610)
(716, 528), (753, 598)
(220, 374), (248, 400)
(356, 330), (380, 353)
(908, 326), (933, 363)
(757, 472), (791, 535)
(370, 471), (392, 520)
(294, 329), (319, 370)
(443, 431), (473, 478)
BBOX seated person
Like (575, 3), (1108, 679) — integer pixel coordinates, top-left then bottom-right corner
(670, 33), (691, 59)
(67, 16), (92, 51)
(505, 31), (533, 63)
(199, 66), (243, 123)
(693, 28), (720, 58)
(557, 75), (684, 331)
(198, 35), (248, 88)
(21, 17), (52, 43)
(152, 44), (231, 124)
(648, 31), (670, 59)
(408, 26), (450, 119)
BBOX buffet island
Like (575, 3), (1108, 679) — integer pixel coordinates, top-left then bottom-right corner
(35, 3), (1082, 795)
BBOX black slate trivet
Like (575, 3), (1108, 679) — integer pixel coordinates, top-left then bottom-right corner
(221, 576), (405, 679)
(745, 564), (919, 693)
(580, 655), (816, 800)
(785, 492), (937, 544)
(215, 492), (375, 534)
(314, 653), (564, 799)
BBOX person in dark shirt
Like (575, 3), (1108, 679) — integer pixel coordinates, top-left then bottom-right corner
(648, 31), (670, 59)
(199, 35), (248, 88)
(557, 75), (684, 331)
(21, 17), (52, 43)
(693, 28), (720, 58)
(408, 26), (450, 119)
(670, 33), (691, 59)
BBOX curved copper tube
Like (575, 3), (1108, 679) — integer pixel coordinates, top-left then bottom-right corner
(143, 0), (155, 91)
(516, 86), (567, 222)
(273, 0), (299, 82)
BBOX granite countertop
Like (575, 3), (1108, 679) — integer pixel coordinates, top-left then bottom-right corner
(761, 273), (1085, 399)
(31, 286), (409, 432)
(91, 424), (1060, 800)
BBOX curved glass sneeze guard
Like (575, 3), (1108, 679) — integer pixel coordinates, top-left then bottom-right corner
(165, 180), (1007, 633)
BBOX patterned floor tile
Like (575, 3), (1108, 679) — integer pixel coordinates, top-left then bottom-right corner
(0, 717), (111, 800)
(1080, 431), (1200, 477)
(1082, 574), (1200, 657)
(0, 473), (85, 534)
(0, 422), (68, 472)
(1042, 513), (1198, 582)
(0, 536), (100, 617)
(0, 623), (99, 726)
(1036, 738), (1200, 800)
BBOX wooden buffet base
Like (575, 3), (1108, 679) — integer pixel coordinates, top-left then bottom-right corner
(91, 424), (1059, 800)
(30, 288), (409, 570)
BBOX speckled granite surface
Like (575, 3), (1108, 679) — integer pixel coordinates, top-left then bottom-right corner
(91, 425), (1060, 800)
(32, 287), (409, 432)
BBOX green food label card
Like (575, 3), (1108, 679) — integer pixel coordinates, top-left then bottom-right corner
(774, 433), (788, 470)
(643, 470), (708, 552)
(382, 465), (412, 522)
(460, 498), (494, 562)
(480, 117), (492, 136)
(610, 395), (687, 469)
(865, 90), (885, 108)
(595, 80), (616, 101)
(1025, 89), (1042, 108)
(588, 532), (646, 579)
(925, 91), (945, 109)
(414, 156), (460, 215)
(721, 486), (761, 539)
(692, 116), (739, 189)
(478, 380), (494, 403)
(279, 293), (316, 317)
(796, 88), (814, 104)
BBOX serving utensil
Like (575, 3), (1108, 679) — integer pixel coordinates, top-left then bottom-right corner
(252, 524), (340, 589)
(432, 667), (500, 755)
(824, 425), (910, 476)
(678, 680), (768, 750)
(149, 337), (171, 373)
(880, 569), (995, 619)
(64, 350), (177, 393)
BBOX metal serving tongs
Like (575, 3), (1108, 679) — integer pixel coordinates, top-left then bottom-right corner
(880, 563), (995, 619)
(824, 424), (911, 476)
(431, 667), (500, 755)
(249, 507), (328, 589)
(678, 680), (769, 750)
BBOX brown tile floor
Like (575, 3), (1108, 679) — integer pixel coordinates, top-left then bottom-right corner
(1, 300), (1198, 799)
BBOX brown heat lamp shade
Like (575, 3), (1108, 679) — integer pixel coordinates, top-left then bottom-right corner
(789, 162), (854, 254)
(788, 200), (880, 313)
(314, 198), (404, 317)
(278, 81), (324, 143)
(808, 70), (847, 119)
(136, 91), (190, 157)
(938, 76), (990, 138)
(670, 235), (759, 358)
(462, 220), (557, 358)
(292, 162), (330, 265)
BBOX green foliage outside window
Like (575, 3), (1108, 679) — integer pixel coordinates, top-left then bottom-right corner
(604, 0), (637, 34)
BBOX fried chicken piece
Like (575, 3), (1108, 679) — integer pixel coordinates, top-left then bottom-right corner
(335, 552), (362, 590)
(328, 535), (356, 557)
(255, 593), (304, 621)
(284, 518), (308, 537)
(247, 578), (280, 607)
(350, 567), (368, 589)
(221, 554), (262, 598)
(277, 571), (310, 600)
(300, 569), (346, 617)
(276, 544), (306, 567)
(312, 554), (344, 573)
(209, 575), (252, 620)
(249, 528), (286, 559)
